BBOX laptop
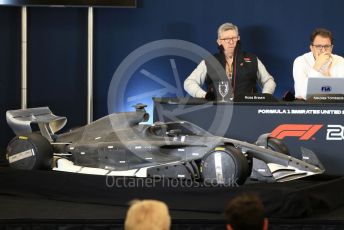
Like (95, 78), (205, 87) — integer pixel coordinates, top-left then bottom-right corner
(306, 77), (344, 99)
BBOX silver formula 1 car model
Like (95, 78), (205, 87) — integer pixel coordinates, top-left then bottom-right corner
(5, 104), (325, 185)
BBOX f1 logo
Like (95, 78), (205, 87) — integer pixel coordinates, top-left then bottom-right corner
(270, 124), (323, 140)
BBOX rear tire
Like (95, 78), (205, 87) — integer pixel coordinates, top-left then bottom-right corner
(6, 133), (53, 170)
(200, 146), (249, 186)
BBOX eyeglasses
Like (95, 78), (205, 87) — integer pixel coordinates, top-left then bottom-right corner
(220, 37), (239, 43)
(312, 44), (333, 51)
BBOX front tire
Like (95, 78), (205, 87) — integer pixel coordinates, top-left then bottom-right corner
(200, 146), (249, 186)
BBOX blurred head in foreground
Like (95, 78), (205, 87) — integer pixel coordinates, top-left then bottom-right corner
(125, 199), (171, 230)
(225, 194), (268, 230)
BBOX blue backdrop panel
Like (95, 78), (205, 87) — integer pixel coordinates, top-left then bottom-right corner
(96, 0), (344, 118)
(1, 0), (344, 154)
(0, 6), (21, 161)
(27, 7), (88, 130)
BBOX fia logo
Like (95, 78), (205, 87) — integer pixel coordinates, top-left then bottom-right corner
(321, 86), (332, 92)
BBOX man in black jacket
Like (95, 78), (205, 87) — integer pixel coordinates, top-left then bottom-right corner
(225, 194), (268, 230)
(184, 22), (276, 100)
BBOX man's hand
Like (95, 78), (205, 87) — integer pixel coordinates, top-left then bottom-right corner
(313, 52), (332, 72)
(205, 91), (216, 101)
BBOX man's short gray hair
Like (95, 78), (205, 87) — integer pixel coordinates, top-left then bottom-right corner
(217, 23), (239, 39)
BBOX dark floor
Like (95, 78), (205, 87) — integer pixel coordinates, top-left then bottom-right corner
(1, 167), (344, 229)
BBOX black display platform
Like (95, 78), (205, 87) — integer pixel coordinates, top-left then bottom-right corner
(1, 167), (344, 230)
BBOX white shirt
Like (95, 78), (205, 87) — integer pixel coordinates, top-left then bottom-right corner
(293, 52), (344, 100)
(184, 59), (276, 98)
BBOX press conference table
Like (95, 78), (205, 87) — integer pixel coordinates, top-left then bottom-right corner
(153, 97), (344, 175)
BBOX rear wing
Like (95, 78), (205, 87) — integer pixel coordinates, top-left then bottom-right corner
(6, 107), (67, 142)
